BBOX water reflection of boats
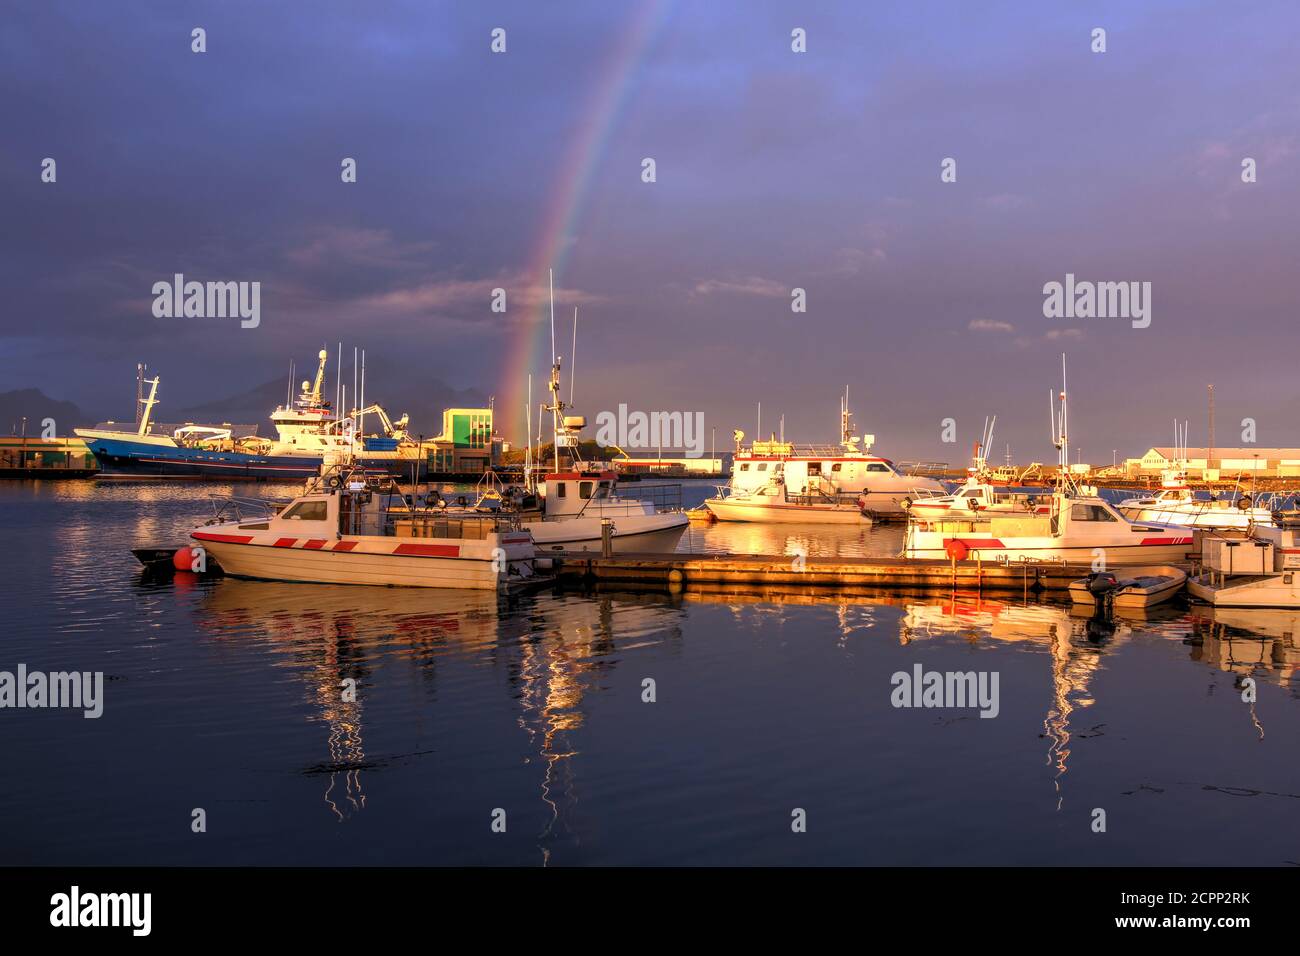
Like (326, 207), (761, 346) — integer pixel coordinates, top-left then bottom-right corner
(194, 579), (678, 855)
(1189, 607), (1300, 681)
(901, 595), (1128, 809)
(197, 580), (512, 821)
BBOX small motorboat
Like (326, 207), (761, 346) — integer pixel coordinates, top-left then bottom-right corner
(1069, 565), (1187, 609)
(189, 464), (538, 590)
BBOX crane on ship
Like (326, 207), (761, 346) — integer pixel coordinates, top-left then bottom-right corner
(348, 404), (410, 441)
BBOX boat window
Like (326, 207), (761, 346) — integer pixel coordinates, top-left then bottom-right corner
(1070, 503), (1118, 522)
(740, 463), (750, 471)
(594, 481), (612, 499)
(579, 481), (594, 499)
(831, 463), (842, 472)
(866, 463), (891, 473)
(282, 500), (328, 521)
(555, 482), (567, 498)
(757, 463), (767, 471)
(808, 463), (822, 476)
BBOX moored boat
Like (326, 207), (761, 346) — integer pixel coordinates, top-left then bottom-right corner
(709, 390), (943, 521)
(77, 350), (432, 481)
(904, 357), (1192, 566)
(189, 464), (537, 590)
(1186, 522), (1300, 607)
(1068, 566), (1187, 608)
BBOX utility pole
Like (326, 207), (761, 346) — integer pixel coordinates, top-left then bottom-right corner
(1208, 383), (1215, 471)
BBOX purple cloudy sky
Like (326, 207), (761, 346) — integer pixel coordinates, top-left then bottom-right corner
(3, 0), (1298, 461)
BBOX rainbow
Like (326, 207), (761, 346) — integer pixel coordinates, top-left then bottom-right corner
(497, 0), (674, 440)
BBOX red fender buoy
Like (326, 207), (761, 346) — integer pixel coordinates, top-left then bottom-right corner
(173, 546), (195, 572)
(945, 539), (970, 561)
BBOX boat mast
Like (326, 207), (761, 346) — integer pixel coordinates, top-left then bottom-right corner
(1050, 353), (1072, 493)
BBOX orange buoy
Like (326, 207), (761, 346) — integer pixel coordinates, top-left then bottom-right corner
(944, 539), (970, 561)
(172, 547), (195, 572)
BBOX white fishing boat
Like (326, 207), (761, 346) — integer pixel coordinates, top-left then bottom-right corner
(904, 417), (1053, 520)
(484, 271), (689, 553)
(703, 478), (869, 524)
(903, 357), (1192, 565)
(1186, 522), (1300, 607)
(707, 390), (943, 521)
(1117, 475), (1273, 530)
(1116, 423), (1274, 529)
(189, 464), (537, 590)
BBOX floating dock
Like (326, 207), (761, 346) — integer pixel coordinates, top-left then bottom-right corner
(553, 552), (1107, 594)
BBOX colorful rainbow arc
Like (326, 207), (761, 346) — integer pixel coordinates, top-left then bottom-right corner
(496, 0), (673, 440)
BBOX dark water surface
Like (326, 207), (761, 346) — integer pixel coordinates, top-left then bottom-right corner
(3, 479), (1299, 866)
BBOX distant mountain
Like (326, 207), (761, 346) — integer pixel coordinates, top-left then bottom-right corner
(176, 376), (489, 438)
(0, 389), (90, 434)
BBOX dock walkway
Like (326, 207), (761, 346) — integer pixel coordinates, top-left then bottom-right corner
(553, 552), (1102, 594)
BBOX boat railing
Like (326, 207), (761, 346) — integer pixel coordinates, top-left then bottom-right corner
(784, 490), (861, 508)
(896, 460), (950, 476)
(204, 494), (290, 524)
(343, 507), (524, 539)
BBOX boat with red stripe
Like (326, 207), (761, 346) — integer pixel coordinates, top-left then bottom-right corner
(190, 464), (538, 590)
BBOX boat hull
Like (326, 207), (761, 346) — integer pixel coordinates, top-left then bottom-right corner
(704, 496), (867, 524)
(83, 434), (428, 481)
(904, 537), (1192, 565)
(192, 530), (531, 589)
(526, 513), (689, 552)
(1186, 571), (1300, 608)
(1117, 503), (1272, 529)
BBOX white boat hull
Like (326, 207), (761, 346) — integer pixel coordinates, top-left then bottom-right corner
(704, 496), (867, 524)
(1118, 505), (1271, 530)
(525, 512), (689, 552)
(1187, 571), (1300, 608)
(905, 539), (1191, 565)
(193, 531), (531, 590)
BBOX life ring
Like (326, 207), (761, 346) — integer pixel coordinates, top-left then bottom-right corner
(1237, 495), (1252, 510)
(899, 497), (912, 510)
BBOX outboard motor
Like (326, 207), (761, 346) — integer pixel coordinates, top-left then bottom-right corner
(1085, 571), (1121, 631)
(1087, 571), (1119, 597)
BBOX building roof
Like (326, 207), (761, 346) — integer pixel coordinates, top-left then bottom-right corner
(1148, 447), (1300, 458)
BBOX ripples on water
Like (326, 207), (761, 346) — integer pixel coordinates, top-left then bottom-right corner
(3, 480), (1299, 866)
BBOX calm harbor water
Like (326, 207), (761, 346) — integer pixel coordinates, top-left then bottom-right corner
(3, 478), (1299, 866)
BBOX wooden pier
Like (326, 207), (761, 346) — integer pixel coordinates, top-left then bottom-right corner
(552, 552), (1099, 594)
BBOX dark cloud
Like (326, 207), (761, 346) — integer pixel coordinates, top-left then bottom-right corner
(3, 0), (1299, 461)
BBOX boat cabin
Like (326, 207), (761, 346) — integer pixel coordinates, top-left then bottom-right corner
(540, 470), (621, 517)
